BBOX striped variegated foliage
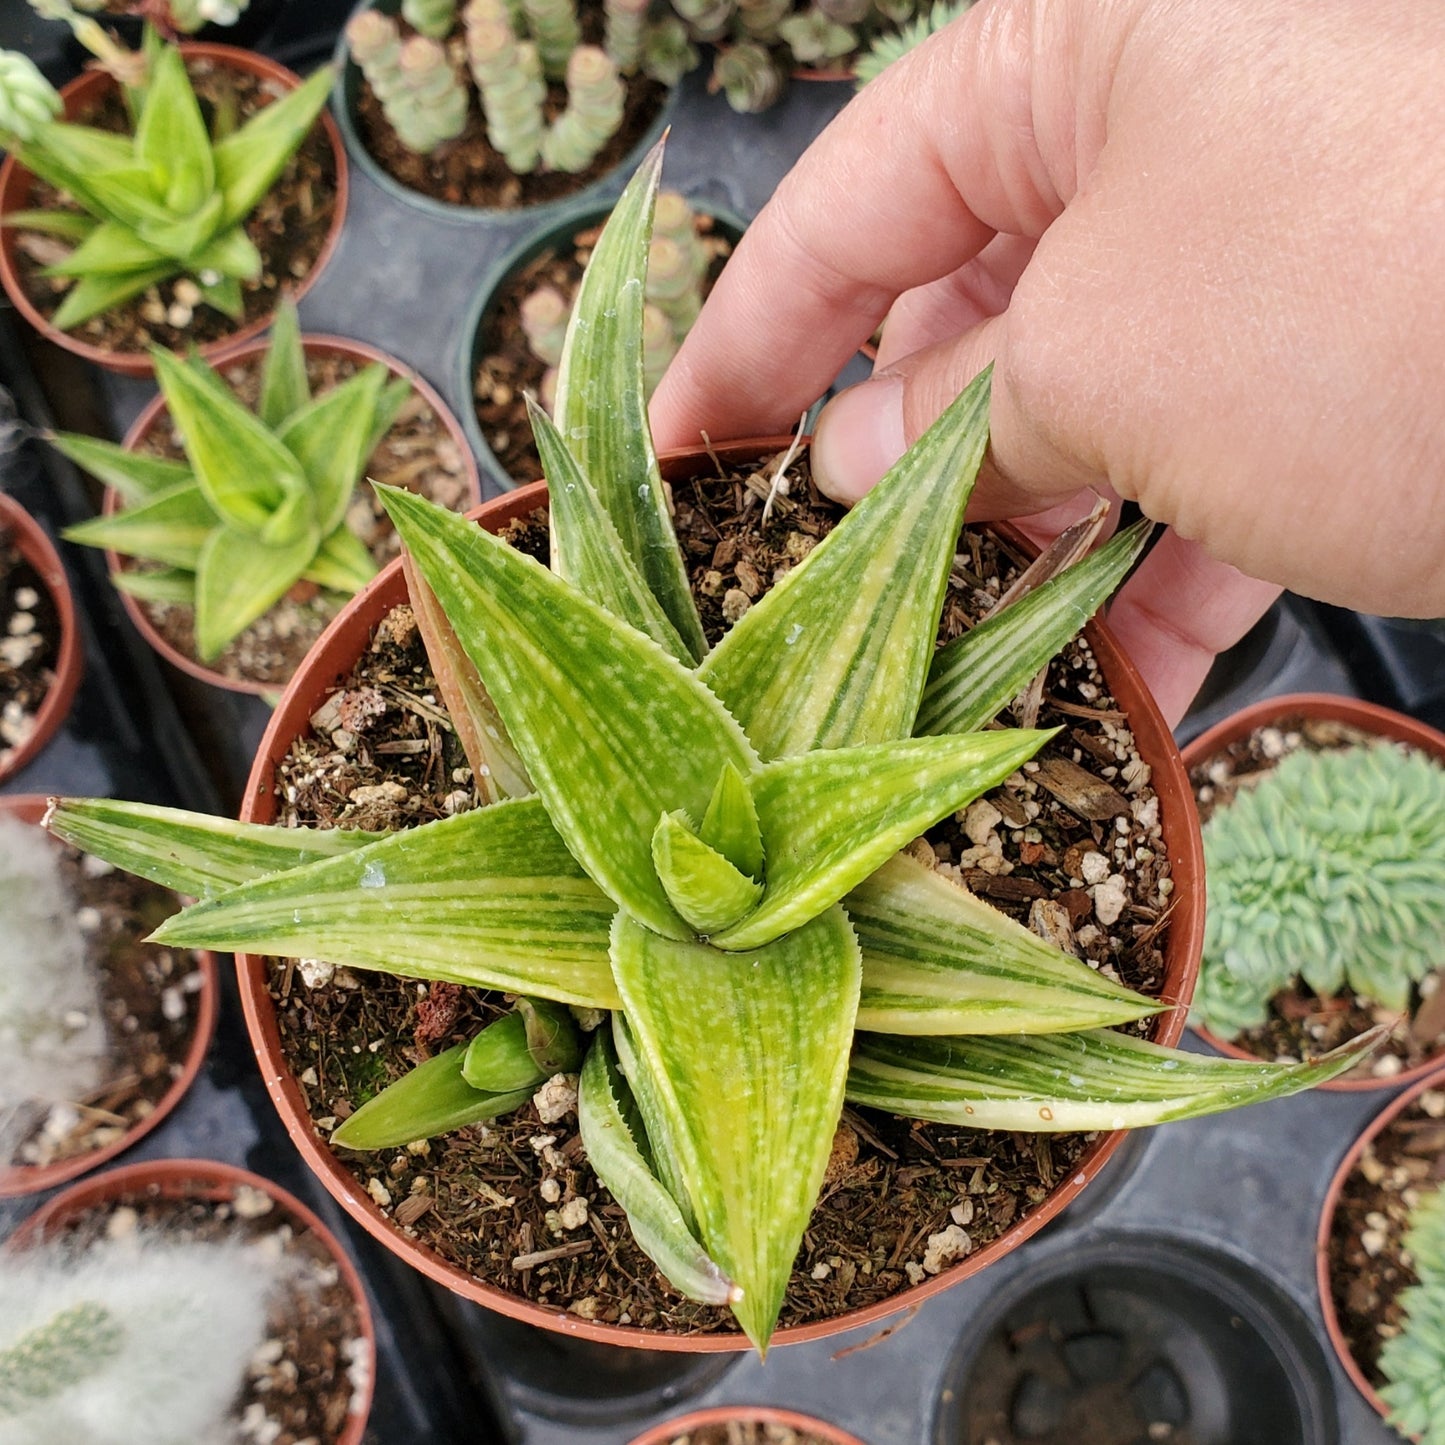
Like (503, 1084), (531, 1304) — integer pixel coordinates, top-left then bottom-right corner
(46, 141), (1371, 1352)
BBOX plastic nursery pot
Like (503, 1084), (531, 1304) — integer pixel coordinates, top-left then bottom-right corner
(1183, 692), (1445, 1092)
(457, 195), (748, 492)
(105, 331), (483, 696)
(0, 795), (219, 1198)
(235, 446), (1204, 1353)
(0, 492), (83, 785)
(332, 0), (678, 224)
(627, 1405), (870, 1445)
(1315, 1062), (1445, 1430)
(5, 1156), (376, 1445)
(0, 43), (348, 378)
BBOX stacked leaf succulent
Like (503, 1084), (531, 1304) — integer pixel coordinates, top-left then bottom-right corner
(1192, 740), (1445, 1039)
(49, 146), (1372, 1353)
(0, 14), (332, 330)
(1379, 1185), (1445, 1442)
(52, 299), (413, 660)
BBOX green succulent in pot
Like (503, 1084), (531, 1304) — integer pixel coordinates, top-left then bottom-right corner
(48, 144), (1374, 1353)
(51, 299), (411, 660)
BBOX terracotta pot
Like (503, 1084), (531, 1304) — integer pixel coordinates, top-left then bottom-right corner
(104, 332), (483, 696)
(1183, 693), (1445, 1091)
(627, 1405), (869, 1445)
(5, 1156), (376, 1445)
(0, 493), (83, 785)
(235, 448), (1204, 1351)
(0, 43), (348, 378)
(0, 795), (218, 1198)
(1315, 1062), (1445, 1429)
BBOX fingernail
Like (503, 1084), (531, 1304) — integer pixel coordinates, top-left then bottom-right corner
(811, 374), (906, 504)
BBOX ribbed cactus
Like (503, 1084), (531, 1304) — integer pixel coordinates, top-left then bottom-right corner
(733, 0), (790, 43)
(520, 0), (582, 77)
(779, 7), (857, 64)
(641, 16), (698, 86)
(402, 0), (458, 38)
(1192, 740), (1445, 1039)
(0, 1302), (121, 1414)
(710, 40), (784, 113)
(541, 45), (624, 173)
(641, 300), (676, 393)
(671, 0), (734, 43)
(1379, 1187), (1445, 1445)
(463, 0), (546, 173)
(603, 0), (651, 72)
(348, 13), (469, 153)
(0, 51), (60, 145)
(519, 284), (570, 367)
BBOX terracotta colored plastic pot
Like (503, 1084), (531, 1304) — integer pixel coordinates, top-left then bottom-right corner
(628, 1405), (869, 1445)
(104, 332), (483, 696)
(0, 492), (83, 784)
(5, 1156), (376, 1445)
(1183, 693), (1445, 1091)
(235, 448), (1204, 1351)
(0, 795), (218, 1197)
(0, 43), (348, 377)
(1315, 1061), (1445, 1429)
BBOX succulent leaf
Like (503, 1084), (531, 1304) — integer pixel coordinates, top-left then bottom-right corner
(306, 525), (379, 593)
(191, 224), (262, 281)
(650, 810), (763, 934)
(193, 519), (319, 660)
(462, 1009), (551, 1091)
(63, 480), (217, 571)
(613, 1011), (697, 1235)
(134, 42), (215, 216)
(41, 220), (168, 278)
(1379, 1187), (1445, 1444)
(517, 995), (583, 1074)
(0, 209), (95, 240)
(49, 263), (176, 330)
(257, 297), (309, 428)
(112, 566), (196, 607)
(698, 761), (763, 880)
(44, 430), (192, 504)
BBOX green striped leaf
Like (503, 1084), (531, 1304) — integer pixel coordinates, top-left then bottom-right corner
(63, 480), (217, 571)
(699, 761), (763, 881)
(699, 370), (990, 759)
(846, 1026), (1382, 1131)
(712, 729), (1056, 950)
(193, 225), (261, 282)
(367, 377), (415, 458)
(917, 519), (1154, 736)
(610, 907), (861, 1352)
(50, 263), (176, 330)
(112, 566), (195, 607)
(150, 799), (622, 1009)
(42, 220), (167, 277)
(614, 1012), (697, 1235)
(579, 1030), (739, 1307)
(848, 853), (1163, 1034)
(44, 797), (385, 900)
(193, 519), (318, 659)
(529, 397), (690, 663)
(133, 43), (214, 216)
(379, 485), (759, 940)
(463, 1002), (580, 1090)
(552, 140), (707, 662)
(1, 210), (95, 241)
(305, 525), (377, 594)
(331, 1040), (534, 1151)
(651, 811), (762, 934)
(258, 297), (309, 429)
(45, 430), (193, 504)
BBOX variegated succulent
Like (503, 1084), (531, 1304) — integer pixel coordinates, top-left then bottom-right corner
(52, 300), (412, 660)
(0, 12), (332, 331)
(1192, 739), (1445, 1039)
(48, 145), (1373, 1353)
(1379, 1184), (1445, 1443)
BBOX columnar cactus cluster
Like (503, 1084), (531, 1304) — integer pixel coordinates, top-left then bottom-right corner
(347, 9), (470, 153)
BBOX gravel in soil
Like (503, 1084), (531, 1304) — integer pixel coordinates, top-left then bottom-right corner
(115, 350), (472, 687)
(660, 1425), (840, 1445)
(1327, 1087), (1445, 1383)
(6, 839), (207, 1172)
(0, 534), (59, 773)
(10, 56), (338, 357)
(36, 1183), (368, 1445)
(266, 451), (1175, 1337)
(352, 8), (666, 211)
(1189, 715), (1445, 1080)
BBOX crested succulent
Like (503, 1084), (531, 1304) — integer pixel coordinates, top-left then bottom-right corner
(51, 299), (414, 661)
(1378, 1185), (1445, 1443)
(0, 14), (332, 331)
(1192, 739), (1445, 1039)
(48, 145), (1374, 1352)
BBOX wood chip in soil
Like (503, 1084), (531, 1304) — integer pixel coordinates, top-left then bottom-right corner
(266, 450), (1175, 1338)
(10, 56), (337, 356)
(1189, 715), (1445, 1079)
(0, 531), (59, 772)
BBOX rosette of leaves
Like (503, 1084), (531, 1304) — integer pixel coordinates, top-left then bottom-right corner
(1378, 1185), (1445, 1443)
(51, 299), (412, 660)
(48, 145), (1374, 1353)
(1192, 740), (1445, 1039)
(0, 17), (332, 330)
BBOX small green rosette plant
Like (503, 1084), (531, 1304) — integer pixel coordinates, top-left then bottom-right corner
(0, 12), (332, 330)
(51, 300), (412, 660)
(49, 145), (1374, 1353)
(1379, 1186), (1445, 1441)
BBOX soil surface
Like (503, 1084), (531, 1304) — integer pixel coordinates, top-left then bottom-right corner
(1327, 1087), (1445, 1383)
(0, 532), (60, 774)
(471, 211), (735, 485)
(116, 349), (472, 687)
(9, 55), (338, 357)
(265, 451), (1175, 1337)
(35, 1181), (368, 1444)
(352, 7), (667, 210)
(661, 1425), (839, 1445)
(6, 837), (207, 1172)
(1189, 714), (1445, 1080)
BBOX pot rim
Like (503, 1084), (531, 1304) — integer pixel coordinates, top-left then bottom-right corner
(1182, 692), (1445, 1091)
(0, 493), (83, 786)
(625, 1404), (868, 1445)
(5, 1155), (376, 1445)
(0, 41), (349, 379)
(0, 795), (219, 1198)
(1315, 1059), (1445, 1427)
(234, 448), (1204, 1352)
(105, 330), (484, 696)
(331, 0), (678, 224)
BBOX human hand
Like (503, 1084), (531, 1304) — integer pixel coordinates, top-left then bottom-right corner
(650, 0), (1445, 725)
